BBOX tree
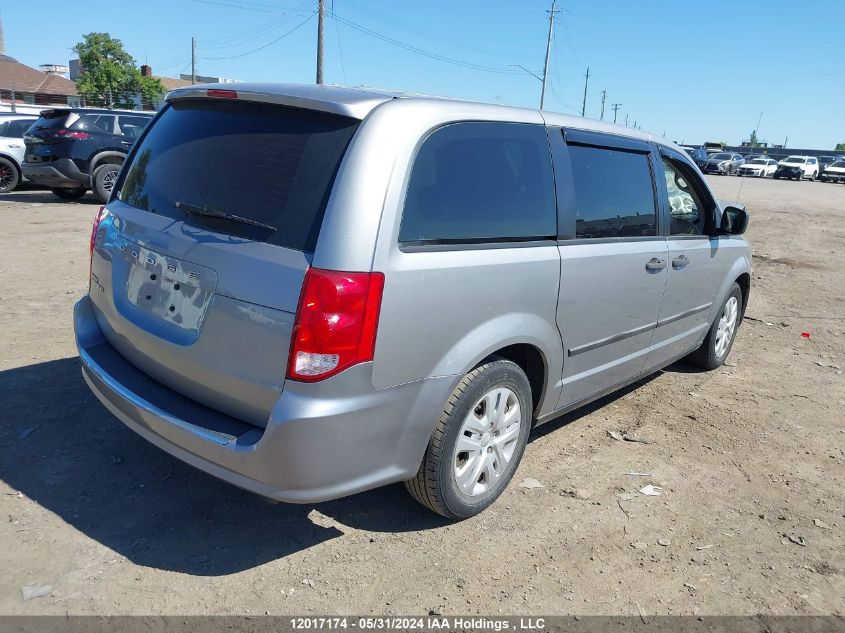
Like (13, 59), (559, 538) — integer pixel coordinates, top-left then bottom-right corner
(73, 33), (164, 109)
(836, 143), (845, 152)
(749, 130), (759, 147)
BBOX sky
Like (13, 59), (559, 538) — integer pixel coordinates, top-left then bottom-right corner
(3, 0), (844, 149)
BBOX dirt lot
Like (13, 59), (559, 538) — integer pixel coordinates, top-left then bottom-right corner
(1, 177), (843, 617)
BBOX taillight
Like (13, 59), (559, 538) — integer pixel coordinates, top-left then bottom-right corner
(54, 129), (89, 140)
(287, 268), (385, 382)
(90, 206), (105, 257)
(89, 206), (106, 291)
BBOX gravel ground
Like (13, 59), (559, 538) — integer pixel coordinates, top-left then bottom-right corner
(0, 177), (843, 616)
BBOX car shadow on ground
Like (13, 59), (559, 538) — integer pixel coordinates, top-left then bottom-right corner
(0, 356), (697, 576)
(0, 357), (450, 577)
(0, 187), (99, 204)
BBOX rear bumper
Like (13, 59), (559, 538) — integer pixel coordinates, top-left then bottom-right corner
(22, 158), (88, 188)
(75, 295), (459, 503)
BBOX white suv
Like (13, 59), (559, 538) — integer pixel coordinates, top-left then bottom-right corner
(0, 114), (37, 192)
(774, 155), (819, 181)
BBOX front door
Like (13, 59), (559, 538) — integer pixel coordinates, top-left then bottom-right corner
(552, 130), (668, 408)
(648, 152), (729, 367)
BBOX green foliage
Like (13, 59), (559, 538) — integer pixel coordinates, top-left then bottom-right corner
(139, 75), (166, 109)
(836, 143), (845, 152)
(749, 130), (759, 147)
(73, 33), (163, 109)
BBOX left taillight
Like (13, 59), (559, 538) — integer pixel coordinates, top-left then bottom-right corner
(287, 268), (385, 382)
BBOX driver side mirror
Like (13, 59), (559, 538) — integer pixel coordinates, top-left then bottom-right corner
(720, 205), (748, 235)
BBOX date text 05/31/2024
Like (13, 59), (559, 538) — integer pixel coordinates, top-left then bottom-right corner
(290, 617), (547, 630)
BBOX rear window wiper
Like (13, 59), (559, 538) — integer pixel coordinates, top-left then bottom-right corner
(175, 201), (277, 232)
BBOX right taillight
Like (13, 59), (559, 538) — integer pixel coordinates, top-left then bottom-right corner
(287, 268), (385, 382)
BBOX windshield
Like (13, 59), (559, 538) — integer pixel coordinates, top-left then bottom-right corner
(830, 162), (845, 168)
(117, 99), (359, 252)
(749, 159), (767, 165)
(710, 153), (731, 160)
(783, 157), (804, 164)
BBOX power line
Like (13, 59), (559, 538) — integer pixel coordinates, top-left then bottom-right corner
(332, 14), (523, 75)
(199, 13), (315, 60)
(331, 1), (347, 85)
(340, 0), (509, 59)
(189, 0), (273, 13)
(198, 1), (313, 49)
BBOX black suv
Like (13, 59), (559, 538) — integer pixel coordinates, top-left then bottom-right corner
(22, 108), (153, 202)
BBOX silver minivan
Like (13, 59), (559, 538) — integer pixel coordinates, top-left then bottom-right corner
(75, 84), (751, 518)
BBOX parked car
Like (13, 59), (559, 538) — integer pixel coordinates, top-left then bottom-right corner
(817, 155), (845, 175)
(773, 155), (819, 180)
(75, 84), (751, 519)
(22, 108), (153, 203)
(702, 141), (725, 154)
(737, 157), (778, 178)
(743, 154), (768, 163)
(683, 146), (708, 169)
(702, 152), (744, 175)
(819, 160), (845, 183)
(0, 114), (37, 192)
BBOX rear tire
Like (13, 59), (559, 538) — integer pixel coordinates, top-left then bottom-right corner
(51, 187), (87, 200)
(92, 163), (121, 203)
(686, 283), (742, 370)
(0, 157), (20, 193)
(405, 358), (532, 519)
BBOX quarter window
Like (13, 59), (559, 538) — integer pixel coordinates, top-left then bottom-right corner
(568, 144), (656, 239)
(399, 122), (556, 243)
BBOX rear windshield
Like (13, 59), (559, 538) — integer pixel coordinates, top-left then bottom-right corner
(117, 99), (359, 252)
(710, 153), (731, 160)
(783, 157), (804, 163)
(29, 111), (71, 130)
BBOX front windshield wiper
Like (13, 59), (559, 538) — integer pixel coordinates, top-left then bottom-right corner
(175, 201), (277, 232)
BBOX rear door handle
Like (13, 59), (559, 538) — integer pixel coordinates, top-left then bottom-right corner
(645, 258), (666, 272)
(672, 255), (689, 269)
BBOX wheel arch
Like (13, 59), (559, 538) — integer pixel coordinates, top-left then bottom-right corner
(89, 151), (126, 174)
(484, 343), (547, 418)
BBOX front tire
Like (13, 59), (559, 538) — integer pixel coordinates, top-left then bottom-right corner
(405, 358), (532, 519)
(687, 283), (742, 370)
(92, 163), (121, 203)
(0, 157), (20, 193)
(51, 187), (87, 200)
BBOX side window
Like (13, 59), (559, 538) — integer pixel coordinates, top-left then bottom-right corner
(568, 144), (656, 239)
(399, 122), (556, 243)
(809, 158), (817, 165)
(118, 115), (151, 140)
(10, 120), (33, 137)
(661, 157), (714, 236)
(72, 114), (115, 134)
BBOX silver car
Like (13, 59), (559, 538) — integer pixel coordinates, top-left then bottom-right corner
(75, 84), (751, 518)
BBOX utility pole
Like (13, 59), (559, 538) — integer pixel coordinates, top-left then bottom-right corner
(539, 0), (557, 110)
(599, 89), (607, 120)
(191, 37), (196, 85)
(316, 0), (325, 84)
(624, 113), (629, 127)
(611, 102), (621, 124)
(580, 66), (590, 116)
